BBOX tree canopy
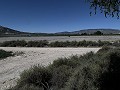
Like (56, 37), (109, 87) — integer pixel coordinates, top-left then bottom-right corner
(86, 0), (120, 18)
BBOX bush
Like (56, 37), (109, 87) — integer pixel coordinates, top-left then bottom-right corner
(8, 47), (120, 90)
(27, 40), (48, 47)
(64, 66), (98, 90)
(50, 65), (73, 89)
(99, 48), (120, 90)
(0, 49), (13, 59)
(0, 40), (117, 47)
(0, 40), (27, 47)
(8, 84), (43, 90)
(50, 56), (80, 68)
(10, 66), (52, 90)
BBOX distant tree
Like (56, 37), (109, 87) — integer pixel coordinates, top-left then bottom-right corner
(86, 0), (120, 18)
(93, 31), (103, 35)
(81, 33), (88, 35)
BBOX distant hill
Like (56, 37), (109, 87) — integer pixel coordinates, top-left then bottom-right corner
(0, 26), (50, 37)
(0, 26), (26, 35)
(0, 26), (120, 37)
(57, 29), (120, 35)
(0, 26), (32, 37)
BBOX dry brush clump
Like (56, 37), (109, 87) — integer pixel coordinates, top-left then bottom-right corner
(1, 40), (120, 47)
(0, 49), (13, 59)
(8, 46), (120, 90)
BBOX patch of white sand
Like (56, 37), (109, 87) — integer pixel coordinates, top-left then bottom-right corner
(0, 47), (100, 90)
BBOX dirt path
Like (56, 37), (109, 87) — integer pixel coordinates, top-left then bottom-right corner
(0, 47), (100, 90)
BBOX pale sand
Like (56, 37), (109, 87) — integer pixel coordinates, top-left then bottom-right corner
(0, 47), (100, 90)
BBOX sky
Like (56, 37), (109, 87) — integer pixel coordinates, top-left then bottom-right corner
(0, 0), (120, 33)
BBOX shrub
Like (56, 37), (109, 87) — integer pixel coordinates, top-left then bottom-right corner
(50, 56), (80, 68)
(50, 65), (73, 89)
(27, 40), (48, 47)
(0, 40), (119, 47)
(99, 48), (120, 90)
(0, 41), (15, 47)
(64, 66), (99, 90)
(10, 66), (52, 90)
(8, 47), (120, 90)
(97, 46), (111, 53)
(0, 49), (13, 59)
(0, 40), (27, 47)
(8, 84), (43, 90)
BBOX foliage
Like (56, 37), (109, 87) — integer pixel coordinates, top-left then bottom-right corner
(93, 31), (103, 35)
(1, 40), (120, 47)
(7, 47), (120, 90)
(0, 49), (13, 59)
(99, 48), (120, 90)
(86, 0), (120, 18)
(0, 40), (27, 47)
(9, 66), (52, 90)
(27, 40), (48, 47)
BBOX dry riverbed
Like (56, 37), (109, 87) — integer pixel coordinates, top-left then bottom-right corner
(0, 47), (100, 90)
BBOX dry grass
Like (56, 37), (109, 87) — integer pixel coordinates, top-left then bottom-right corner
(0, 36), (120, 43)
(0, 47), (100, 90)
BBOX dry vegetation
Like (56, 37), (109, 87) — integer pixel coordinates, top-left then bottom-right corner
(0, 36), (120, 43)
(0, 47), (99, 90)
(0, 49), (13, 59)
(0, 40), (120, 47)
(7, 47), (120, 90)
(1, 36), (120, 90)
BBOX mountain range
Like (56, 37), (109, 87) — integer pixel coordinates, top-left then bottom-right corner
(57, 29), (120, 35)
(0, 26), (120, 36)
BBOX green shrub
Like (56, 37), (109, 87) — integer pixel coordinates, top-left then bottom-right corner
(11, 66), (52, 90)
(50, 65), (73, 89)
(27, 40), (48, 47)
(0, 40), (27, 47)
(0, 40), (119, 47)
(0, 41), (15, 47)
(99, 48), (120, 90)
(0, 49), (13, 59)
(50, 52), (96, 90)
(50, 56), (80, 68)
(8, 47), (120, 90)
(64, 66), (99, 90)
(8, 84), (43, 90)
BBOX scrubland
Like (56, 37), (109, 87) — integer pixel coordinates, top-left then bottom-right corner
(0, 36), (120, 90)
(5, 46), (120, 90)
(0, 36), (120, 43)
(0, 47), (99, 90)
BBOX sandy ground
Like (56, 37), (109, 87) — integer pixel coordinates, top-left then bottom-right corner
(0, 47), (100, 90)
(0, 36), (120, 42)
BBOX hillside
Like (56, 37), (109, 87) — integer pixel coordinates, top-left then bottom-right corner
(57, 29), (120, 35)
(0, 26), (50, 37)
(0, 26), (25, 35)
(0, 26), (120, 37)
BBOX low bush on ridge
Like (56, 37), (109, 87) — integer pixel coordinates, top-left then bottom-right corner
(8, 47), (120, 90)
(27, 40), (48, 47)
(0, 40), (27, 47)
(1, 40), (120, 47)
(0, 49), (13, 59)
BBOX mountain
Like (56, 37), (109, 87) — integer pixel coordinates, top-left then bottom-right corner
(0, 26), (49, 37)
(0, 26), (26, 35)
(0, 26), (120, 37)
(57, 29), (120, 35)
(0, 25), (31, 37)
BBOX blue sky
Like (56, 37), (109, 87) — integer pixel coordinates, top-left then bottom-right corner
(0, 0), (120, 33)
